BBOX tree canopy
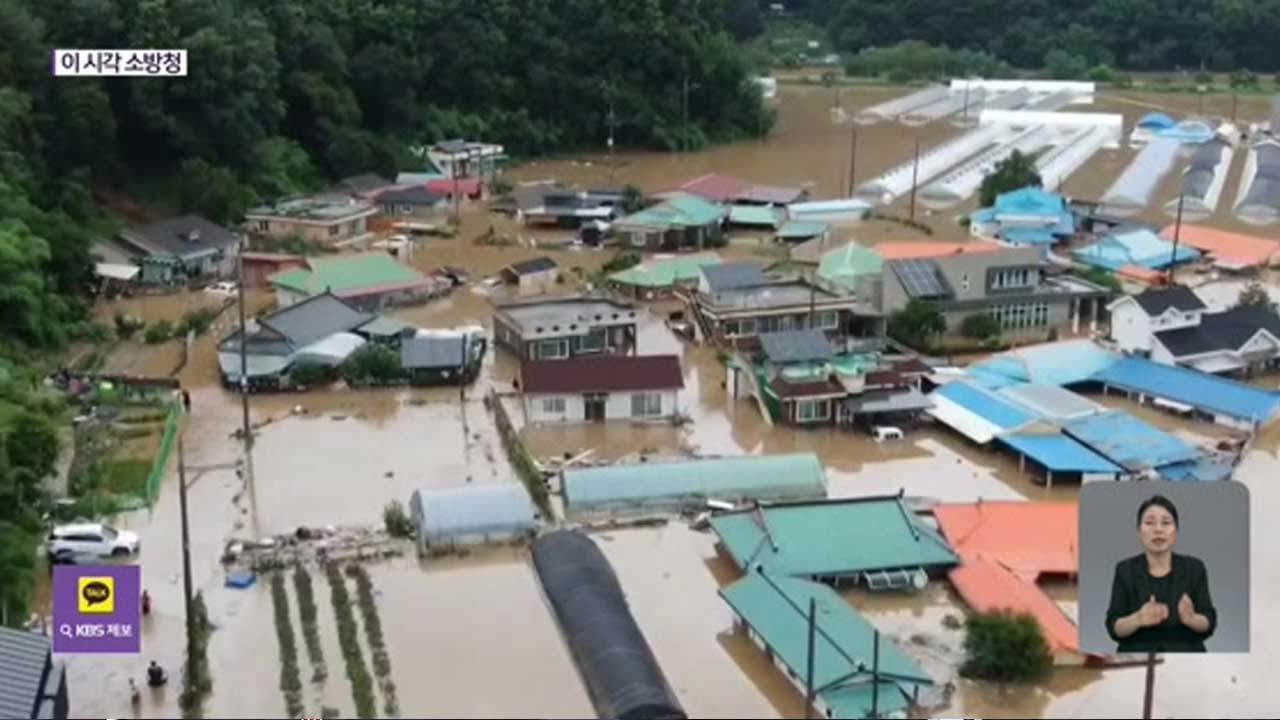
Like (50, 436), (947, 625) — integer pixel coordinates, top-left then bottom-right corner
(815, 0), (1280, 71)
(960, 609), (1053, 683)
(889, 299), (947, 350)
(978, 150), (1043, 208)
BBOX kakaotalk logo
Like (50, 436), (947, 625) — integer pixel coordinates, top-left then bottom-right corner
(78, 577), (114, 614)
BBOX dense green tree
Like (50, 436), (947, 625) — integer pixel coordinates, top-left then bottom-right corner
(1044, 49), (1089, 80)
(4, 410), (59, 485)
(978, 151), (1043, 208)
(960, 610), (1053, 683)
(889, 299), (946, 350)
(960, 314), (1002, 341)
(1235, 282), (1277, 313)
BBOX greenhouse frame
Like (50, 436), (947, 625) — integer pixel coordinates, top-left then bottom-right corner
(855, 125), (1000, 205)
(1235, 141), (1280, 225)
(1100, 137), (1182, 216)
(409, 483), (537, 552)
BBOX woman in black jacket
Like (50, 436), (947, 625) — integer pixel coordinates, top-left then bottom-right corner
(1106, 495), (1217, 653)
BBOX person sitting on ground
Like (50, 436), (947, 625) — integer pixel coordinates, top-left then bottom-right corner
(141, 590), (152, 616)
(146, 660), (167, 687)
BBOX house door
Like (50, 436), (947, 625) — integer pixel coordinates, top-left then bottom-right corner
(584, 393), (608, 422)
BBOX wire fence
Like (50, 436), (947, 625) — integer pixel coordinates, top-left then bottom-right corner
(146, 400), (183, 508)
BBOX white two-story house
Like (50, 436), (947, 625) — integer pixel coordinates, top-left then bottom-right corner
(1108, 287), (1207, 355)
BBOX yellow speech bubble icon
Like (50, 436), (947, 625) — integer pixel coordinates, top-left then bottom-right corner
(78, 576), (115, 615)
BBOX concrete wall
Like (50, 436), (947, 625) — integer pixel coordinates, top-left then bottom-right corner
(1109, 300), (1154, 353)
(274, 287), (310, 308)
(249, 216), (370, 243)
(946, 299), (1073, 337)
(524, 389), (678, 423)
(517, 269), (559, 296)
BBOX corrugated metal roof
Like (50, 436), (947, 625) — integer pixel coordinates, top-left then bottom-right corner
(700, 262), (768, 291)
(948, 559), (1082, 654)
(872, 240), (1003, 260)
(775, 220), (829, 239)
(521, 355), (684, 394)
(271, 252), (429, 296)
(709, 496), (959, 578)
(1073, 228), (1200, 270)
(1158, 224), (1280, 268)
(678, 173), (752, 202)
(818, 243), (883, 289)
(400, 335), (466, 369)
(933, 381), (1037, 430)
(720, 573), (924, 716)
(727, 205), (783, 228)
(1093, 357), (1280, 425)
(999, 433), (1121, 473)
(935, 501), (1078, 576)
(410, 484), (536, 542)
(0, 627), (53, 720)
(563, 453), (826, 515)
(759, 329), (834, 364)
(997, 383), (1104, 421)
(609, 253), (721, 288)
(842, 388), (933, 414)
(1063, 410), (1201, 470)
(966, 340), (1120, 387)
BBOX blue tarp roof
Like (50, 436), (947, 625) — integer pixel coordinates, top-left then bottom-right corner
(1093, 357), (1280, 425)
(1072, 228), (1201, 271)
(1159, 457), (1234, 482)
(1137, 112), (1175, 130)
(934, 381), (1037, 430)
(999, 434), (1122, 474)
(967, 340), (1121, 388)
(1063, 411), (1201, 470)
(1003, 227), (1059, 246)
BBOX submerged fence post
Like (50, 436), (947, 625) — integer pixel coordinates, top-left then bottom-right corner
(805, 596), (817, 720)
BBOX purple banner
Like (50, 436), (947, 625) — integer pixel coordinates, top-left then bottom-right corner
(52, 564), (141, 653)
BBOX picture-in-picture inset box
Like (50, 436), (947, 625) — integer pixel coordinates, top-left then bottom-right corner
(1078, 482), (1250, 654)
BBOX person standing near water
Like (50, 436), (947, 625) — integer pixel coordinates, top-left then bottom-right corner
(1106, 495), (1217, 652)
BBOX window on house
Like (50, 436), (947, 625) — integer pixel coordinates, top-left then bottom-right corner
(739, 318), (757, 336)
(795, 399), (830, 423)
(961, 273), (970, 291)
(534, 339), (568, 360)
(724, 320), (740, 337)
(328, 225), (340, 237)
(815, 311), (839, 329)
(541, 397), (566, 414)
(631, 392), (663, 417)
(255, 220), (269, 232)
(400, 204), (414, 215)
(578, 330), (606, 352)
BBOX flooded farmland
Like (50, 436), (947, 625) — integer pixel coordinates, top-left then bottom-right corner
(60, 80), (1280, 719)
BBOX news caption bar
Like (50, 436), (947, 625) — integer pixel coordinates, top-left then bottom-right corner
(52, 49), (187, 77)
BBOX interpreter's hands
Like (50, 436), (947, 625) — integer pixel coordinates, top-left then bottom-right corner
(1178, 593), (1197, 626)
(1137, 595), (1169, 627)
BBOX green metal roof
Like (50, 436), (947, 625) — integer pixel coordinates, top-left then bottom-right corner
(356, 316), (416, 336)
(270, 253), (426, 296)
(729, 204), (784, 228)
(720, 572), (928, 717)
(615, 193), (727, 230)
(608, 253), (722, 288)
(563, 453), (827, 514)
(776, 219), (830, 239)
(709, 496), (959, 577)
(818, 242), (883, 291)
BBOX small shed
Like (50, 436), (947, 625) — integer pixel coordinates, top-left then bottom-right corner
(409, 483), (537, 552)
(502, 256), (559, 296)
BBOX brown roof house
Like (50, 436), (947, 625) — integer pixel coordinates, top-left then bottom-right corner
(520, 355), (684, 424)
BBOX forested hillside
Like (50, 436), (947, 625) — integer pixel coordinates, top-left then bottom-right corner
(787, 0), (1280, 71)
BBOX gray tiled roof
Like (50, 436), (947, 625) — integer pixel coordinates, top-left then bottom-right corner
(701, 262), (768, 292)
(758, 329), (835, 364)
(400, 335), (467, 369)
(0, 627), (53, 720)
(218, 293), (373, 356)
(120, 214), (238, 259)
(377, 186), (444, 206)
(1133, 286), (1206, 315)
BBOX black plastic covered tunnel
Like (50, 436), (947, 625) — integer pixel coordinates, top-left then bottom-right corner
(531, 530), (687, 720)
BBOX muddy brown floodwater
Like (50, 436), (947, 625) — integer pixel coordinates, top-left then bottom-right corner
(64, 82), (1280, 719)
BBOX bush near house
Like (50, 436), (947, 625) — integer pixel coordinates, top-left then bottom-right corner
(340, 345), (404, 386)
(960, 609), (1053, 683)
(382, 500), (414, 539)
(888, 299), (946, 351)
(960, 314), (1001, 341)
(143, 320), (174, 344)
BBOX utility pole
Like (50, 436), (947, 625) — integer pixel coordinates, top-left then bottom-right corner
(871, 629), (881, 718)
(804, 596), (817, 720)
(1168, 192), (1185, 286)
(606, 98), (618, 181)
(962, 82), (971, 125)
(1141, 652), (1156, 719)
(235, 243), (255, 495)
(452, 149), (462, 225)
(847, 125), (859, 198)
(908, 138), (922, 221)
(1231, 92), (1238, 125)
(177, 439), (196, 691)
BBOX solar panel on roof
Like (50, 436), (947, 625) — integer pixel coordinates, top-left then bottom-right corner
(892, 258), (949, 298)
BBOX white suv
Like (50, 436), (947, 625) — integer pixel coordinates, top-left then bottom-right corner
(47, 523), (140, 562)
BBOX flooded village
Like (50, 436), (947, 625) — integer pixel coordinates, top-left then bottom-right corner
(49, 79), (1280, 720)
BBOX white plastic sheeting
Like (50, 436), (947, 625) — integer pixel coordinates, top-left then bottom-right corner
(1023, 89), (1077, 112)
(919, 125), (1051, 209)
(410, 484), (536, 549)
(1165, 139), (1233, 221)
(855, 125), (1002, 205)
(1037, 127), (1110, 191)
(950, 79), (1095, 96)
(1100, 137), (1182, 216)
(979, 110), (1124, 147)
(1235, 141), (1280, 225)
(852, 85), (948, 125)
(900, 89), (986, 126)
(291, 331), (366, 366)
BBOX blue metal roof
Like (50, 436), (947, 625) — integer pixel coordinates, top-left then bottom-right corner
(1158, 457), (1234, 482)
(934, 381), (1037, 430)
(1137, 112), (1175, 130)
(967, 340), (1121, 388)
(1093, 357), (1280, 425)
(1002, 227), (1059, 246)
(1063, 411), (1201, 471)
(999, 434), (1121, 474)
(1072, 228), (1201, 271)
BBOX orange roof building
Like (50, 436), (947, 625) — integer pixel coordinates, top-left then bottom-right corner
(1159, 225), (1280, 270)
(871, 240), (1004, 260)
(935, 502), (1087, 660)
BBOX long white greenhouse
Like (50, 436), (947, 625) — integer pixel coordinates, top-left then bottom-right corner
(855, 125), (1001, 205)
(919, 125), (1050, 209)
(1235, 140), (1280, 225)
(1100, 137), (1182, 216)
(1165, 138), (1233, 221)
(852, 85), (948, 125)
(900, 89), (986, 126)
(1036, 127), (1110, 191)
(410, 483), (538, 552)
